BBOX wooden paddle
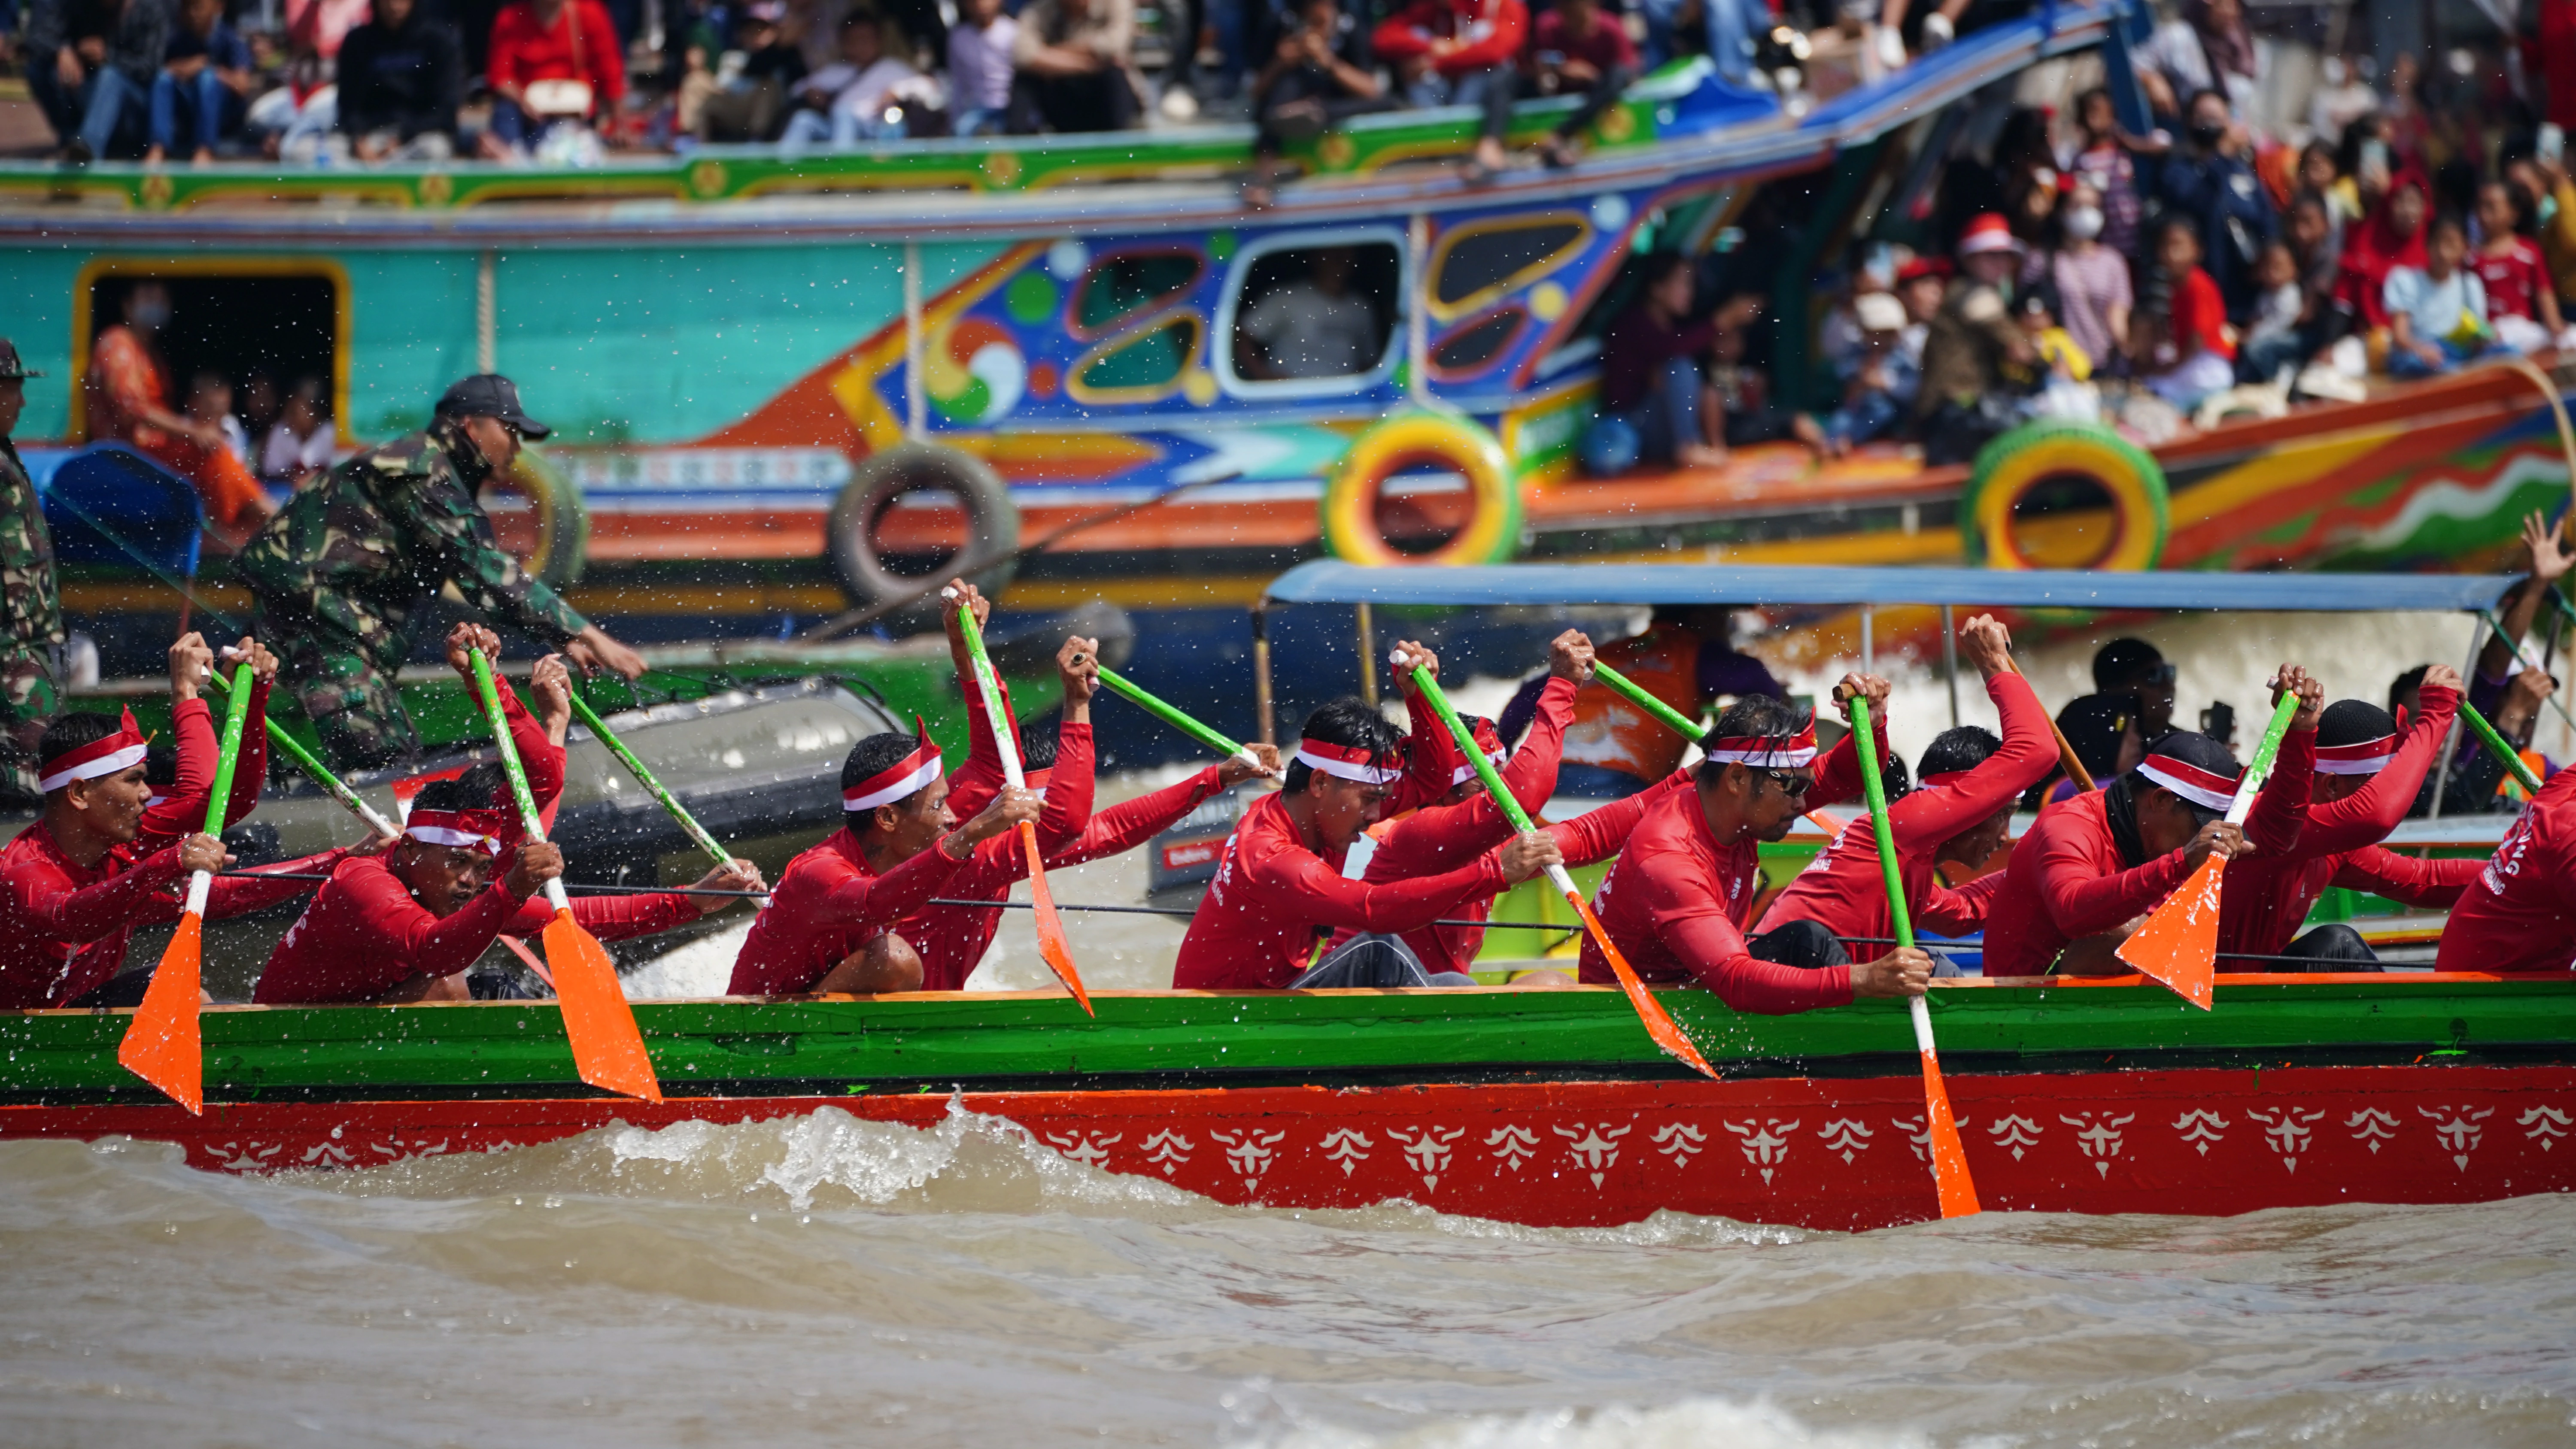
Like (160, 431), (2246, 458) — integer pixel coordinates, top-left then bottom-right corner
(1088, 661), (1280, 779)
(1404, 660), (1718, 1079)
(1999, 656), (2096, 793)
(203, 669), (401, 838)
(1844, 694), (1981, 1218)
(117, 658), (255, 1113)
(468, 649), (662, 1100)
(2114, 690), (2301, 1009)
(2458, 696), (2548, 796)
(566, 685), (769, 909)
(946, 593), (1093, 1014)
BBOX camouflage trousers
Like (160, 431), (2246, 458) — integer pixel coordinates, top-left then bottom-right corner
(0, 640), (55, 801)
(268, 618), (420, 773)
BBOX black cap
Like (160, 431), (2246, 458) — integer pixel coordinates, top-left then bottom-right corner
(0, 339), (43, 381)
(2319, 699), (2398, 749)
(433, 374), (550, 440)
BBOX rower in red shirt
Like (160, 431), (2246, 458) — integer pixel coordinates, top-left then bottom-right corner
(1983, 666), (2324, 977)
(1323, 628), (1593, 979)
(0, 634), (361, 1009)
(1579, 680), (1932, 1013)
(1171, 640), (1564, 990)
(2216, 673), (2484, 968)
(2437, 763), (2576, 973)
(256, 625), (766, 1004)
(1759, 615), (2057, 956)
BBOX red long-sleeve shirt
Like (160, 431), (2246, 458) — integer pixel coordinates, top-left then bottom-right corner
(1575, 724), (1880, 1012)
(486, 0), (625, 113)
(2217, 683), (2462, 957)
(137, 688), (272, 848)
(1325, 676), (1577, 974)
(1170, 790), (1510, 989)
(252, 855), (703, 1003)
(727, 829), (973, 995)
(909, 763), (1235, 992)
(1760, 671), (2057, 951)
(2437, 768), (2576, 973)
(1372, 0), (1528, 76)
(1982, 731), (2315, 976)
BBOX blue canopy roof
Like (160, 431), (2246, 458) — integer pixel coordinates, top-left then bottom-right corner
(1261, 562), (2517, 614)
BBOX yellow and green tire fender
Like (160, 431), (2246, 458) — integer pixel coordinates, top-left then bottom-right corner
(1960, 419), (2168, 572)
(500, 443), (589, 591)
(1320, 412), (1521, 567)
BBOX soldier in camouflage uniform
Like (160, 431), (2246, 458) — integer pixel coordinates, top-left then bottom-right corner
(0, 340), (63, 805)
(236, 374), (647, 771)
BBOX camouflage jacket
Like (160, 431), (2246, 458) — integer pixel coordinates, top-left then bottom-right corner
(235, 420), (588, 671)
(0, 437), (63, 652)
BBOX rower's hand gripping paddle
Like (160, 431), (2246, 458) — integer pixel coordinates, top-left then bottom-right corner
(2116, 689), (2302, 1009)
(470, 649), (663, 1100)
(947, 591), (1094, 1014)
(118, 657), (256, 1113)
(1403, 658), (1718, 1079)
(1846, 694), (1982, 1219)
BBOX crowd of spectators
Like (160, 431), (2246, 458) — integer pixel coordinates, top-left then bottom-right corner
(3, 0), (1973, 168)
(1586, 0), (2576, 475)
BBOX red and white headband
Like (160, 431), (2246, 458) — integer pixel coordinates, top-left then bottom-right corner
(2314, 733), (2398, 776)
(1704, 719), (1817, 769)
(406, 807), (509, 855)
(37, 708), (146, 793)
(1297, 737), (1403, 785)
(844, 718), (943, 812)
(1449, 719), (1508, 786)
(2137, 752), (2240, 812)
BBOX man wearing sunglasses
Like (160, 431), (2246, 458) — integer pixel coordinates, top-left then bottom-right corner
(1580, 676), (1938, 1014)
(238, 373), (650, 771)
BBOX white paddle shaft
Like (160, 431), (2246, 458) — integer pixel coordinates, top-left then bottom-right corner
(182, 869), (212, 917)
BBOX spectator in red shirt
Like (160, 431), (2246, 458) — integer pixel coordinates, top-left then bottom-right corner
(1523, 0), (1633, 169)
(1583, 254), (1728, 475)
(483, 0), (625, 157)
(2142, 216), (2237, 410)
(2474, 179), (2571, 354)
(1373, 0), (1525, 182)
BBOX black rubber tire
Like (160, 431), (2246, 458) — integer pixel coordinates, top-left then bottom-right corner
(826, 441), (1022, 632)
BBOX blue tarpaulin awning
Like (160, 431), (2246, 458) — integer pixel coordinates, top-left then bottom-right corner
(1260, 563), (2518, 615)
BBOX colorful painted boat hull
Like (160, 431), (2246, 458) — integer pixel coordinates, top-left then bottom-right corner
(5, 977), (2569, 1229)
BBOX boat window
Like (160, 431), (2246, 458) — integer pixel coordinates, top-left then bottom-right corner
(1429, 308), (1526, 381)
(1069, 315), (1203, 402)
(1071, 249), (1203, 337)
(1225, 241), (1400, 386)
(74, 267), (343, 447)
(1429, 217), (1586, 313)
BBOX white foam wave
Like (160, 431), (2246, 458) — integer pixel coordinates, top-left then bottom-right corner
(620, 916), (753, 999)
(1239, 1397), (1949, 1449)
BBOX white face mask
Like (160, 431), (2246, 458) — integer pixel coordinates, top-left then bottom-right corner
(2063, 205), (2105, 241)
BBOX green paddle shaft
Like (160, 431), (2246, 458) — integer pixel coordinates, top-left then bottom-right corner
(1590, 660), (1704, 741)
(204, 669), (398, 836)
(566, 687), (738, 873)
(2459, 696), (2548, 795)
(2224, 691), (2305, 827)
(468, 650), (551, 838)
(948, 597), (1032, 788)
(1094, 664), (1270, 773)
(1844, 696), (1912, 952)
(1407, 665), (1537, 836)
(197, 662), (256, 841)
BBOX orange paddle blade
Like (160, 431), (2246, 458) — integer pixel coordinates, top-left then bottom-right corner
(498, 933), (556, 990)
(1564, 889), (1718, 1079)
(1917, 1046), (1981, 1218)
(1020, 822), (1094, 1014)
(2115, 855), (2222, 1009)
(118, 912), (206, 1113)
(542, 908), (663, 1101)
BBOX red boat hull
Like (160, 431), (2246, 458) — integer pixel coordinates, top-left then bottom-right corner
(9, 1063), (2570, 1229)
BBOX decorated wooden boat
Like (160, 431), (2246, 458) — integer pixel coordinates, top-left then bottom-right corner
(3, 975), (2572, 1231)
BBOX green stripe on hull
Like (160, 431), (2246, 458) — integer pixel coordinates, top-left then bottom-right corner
(4, 979), (2570, 1103)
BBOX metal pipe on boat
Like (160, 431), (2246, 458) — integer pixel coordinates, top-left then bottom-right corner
(1860, 608), (1873, 677)
(904, 240), (926, 440)
(1941, 604), (1959, 728)
(1252, 603), (1276, 746)
(1356, 603), (1379, 705)
(475, 250), (498, 374)
(2430, 615), (2482, 819)
(1406, 214), (1430, 410)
